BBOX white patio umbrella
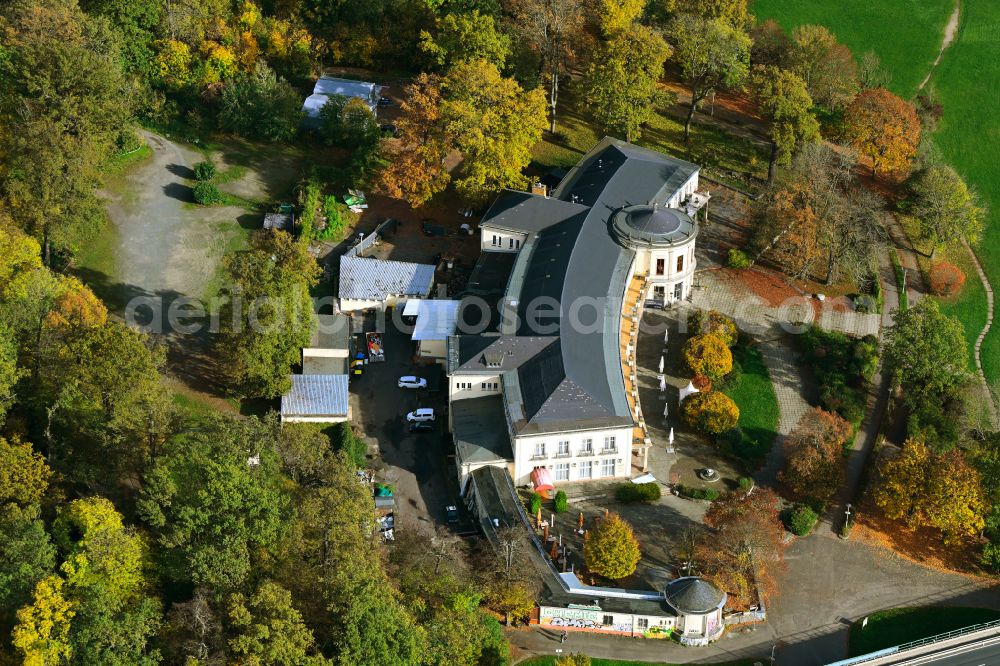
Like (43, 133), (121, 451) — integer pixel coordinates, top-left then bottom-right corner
(658, 355), (665, 374)
(668, 428), (675, 445)
(678, 380), (700, 403)
(663, 402), (669, 417)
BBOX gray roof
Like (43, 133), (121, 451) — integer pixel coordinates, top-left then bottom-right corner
(480, 190), (589, 234)
(448, 335), (558, 375)
(664, 577), (726, 614)
(303, 77), (382, 119)
(452, 397), (514, 466)
(263, 213), (293, 230)
(280, 374), (349, 417)
(496, 137), (699, 435)
(309, 313), (351, 351)
(339, 255), (435, 302)
(611, 205), (697, 249)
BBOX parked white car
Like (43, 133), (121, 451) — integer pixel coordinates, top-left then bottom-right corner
(397, 376), (428, 389)
(406, 408), (436, 422)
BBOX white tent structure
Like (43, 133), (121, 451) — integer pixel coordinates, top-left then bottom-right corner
(678, 380), (699, 403)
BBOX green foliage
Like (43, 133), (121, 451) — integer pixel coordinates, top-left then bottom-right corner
(909, 163), (986, 259)
(884, 299), (970, 411)
(553, 490), (568, 513)
(315, 195), (349, 241)
(217, 230), (320, 398)
(330, 422), (367, 468)
(676, 485), (721, 501)
(738, 476), (753, 491)
(797, 326), (879, 429)
(720, 341), (778, 464)
(319, 95), (381, 149)
(528, 492), (543, 516)
(419, 9), (511, 70)
(193, 181), (222, 205)
(193, 160), (217, 181)
(786, 505), (818, 536)
(138, 415), (291, 591)
(219, 62), (302, 141)
(228, 580), (321, 664)
(615, 482), (662, 503)
(0, 504), (56, 617)
(583, 25), (672, 142)
(0, 436), (52, 507)
(848, 606), (1000, 658)
(727, 248), (752, 268)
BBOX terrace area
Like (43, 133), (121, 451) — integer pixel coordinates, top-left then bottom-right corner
(621, 273), (652, 472)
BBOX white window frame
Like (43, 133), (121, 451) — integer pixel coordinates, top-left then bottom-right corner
(557, 440), (570, 457)
(533, 441), (546, 459)
(578, 460), (592, 479)
(580, 438), (593, 455)
(601, 458), (616, 477)
(603, 435), (616, 453)
(554, 463), (569, 481)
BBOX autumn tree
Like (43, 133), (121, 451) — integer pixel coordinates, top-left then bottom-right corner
(584, 512), (641, 580)
(441, 59), (548, 202)
(12, 575), (75, 665)
(472, 526), (539, 626)
(687, 310), (737, 346)
(669, 14), (751, 140)
(788, 25), (858, 110)
(0, 504), (56, 621)
(376, 73), (453, 207)
(749, 19), (791, 67)
(858, 50), (892, 90)
(0, 437), (52, 507)
(669, 0), (751, 29)
(700, 489), (785, 606)
(227, 581), (322, 664)
(583, 25), (671, 142)
(781, 408), (851, 504)
(681, 390), (739, 434)
(875, 439), (988, 545)
(508, 0), (586, 133)
(682, 333), (733, 380)
(884, 299), (969, 411)
(597, 0), (646, 36)
(218, 230), (319, 398)
(909, 164), (986, 260)
(845, 88), (921, 179)
(747, 65), (820, 181)
(420, 9), (511, 69)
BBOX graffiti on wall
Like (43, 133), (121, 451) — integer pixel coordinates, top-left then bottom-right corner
(538, 607), (631, 633)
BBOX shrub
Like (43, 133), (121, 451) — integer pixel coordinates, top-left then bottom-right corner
(553, 490), (568, 513)
(682, 390), (740, 434)
(727, 248), (752, 269)
(677, 485), (721, 501)
(786, 505), (819, 536)
(193, 161), (217, 182)
(738, 476), (753, 491)
(929, 262), (966, 297)
(691, 374), (712, 391)
(528, 492), (542, 516)
(687, 310), (738, 347)
(193, 181), (222, 205)
(683, 333), (734, 380)
(615, 482), (662, 503)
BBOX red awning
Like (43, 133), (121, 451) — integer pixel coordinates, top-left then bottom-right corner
(531, 467), (554, 496)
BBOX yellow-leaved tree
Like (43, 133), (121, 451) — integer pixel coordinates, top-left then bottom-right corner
(584, 512), (641, 580)
(682, 333), (733, 380)
(12, 576), (75, 666)
(681, 391), (740, 435)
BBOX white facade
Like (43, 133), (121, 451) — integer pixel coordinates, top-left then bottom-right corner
(480, 228), (527, 253)
(448, 375), (502, 402)
(665, 171), (700, 209)
(632, 237), (698, 304)
(511, 426), (632, 486)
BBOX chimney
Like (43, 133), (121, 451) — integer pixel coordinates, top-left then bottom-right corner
(531, 182), (548, 197)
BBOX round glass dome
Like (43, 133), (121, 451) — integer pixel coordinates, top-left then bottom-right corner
(611, 204), (696, 249)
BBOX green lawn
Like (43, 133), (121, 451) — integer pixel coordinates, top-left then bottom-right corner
(520, 658), (757, 666)
(928, 0), (1000, 384)
(848, 606), (1000, 656)
(534, 84), (770, 193)
(722, 342), (780, 464)
(752, 0), (955, 98)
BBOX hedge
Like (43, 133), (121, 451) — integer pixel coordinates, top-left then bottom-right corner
(676, 485), (721, 501)
(615, 482), (662, 503)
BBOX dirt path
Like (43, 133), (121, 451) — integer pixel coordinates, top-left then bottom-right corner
(919, 0), (962, 91)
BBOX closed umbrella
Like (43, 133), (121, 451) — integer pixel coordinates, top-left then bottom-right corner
(668, 428), (675, 445)
(658, 355), (665, 374)
(658, 375), (667, 392)
(663, 402), (669, 417)
(664, 329), (669, 343)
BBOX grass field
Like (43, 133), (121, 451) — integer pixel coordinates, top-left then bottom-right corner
(848, 606), (1000, 656)
(752, 0), (955, 98)
(533, 84), (770, 193)
(722, 342), (779, 463)
(928, 0), (1000, 384)
(520, 658), (758, 666)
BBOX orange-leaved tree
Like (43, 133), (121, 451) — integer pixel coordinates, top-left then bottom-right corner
(682, 333), (733, 380)
(681, 391), (740, 435)
(781, 407), (851, 503)
(700, 488), (785, 607)
(845, 88), (920, 179)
